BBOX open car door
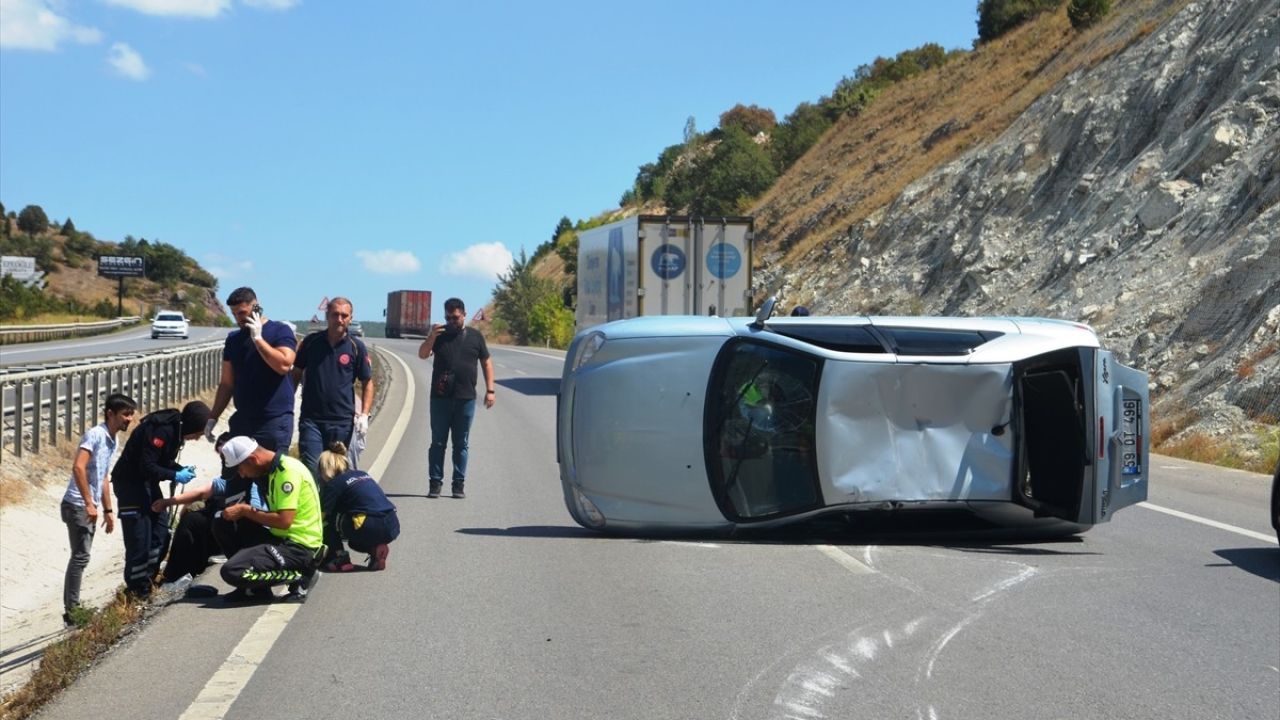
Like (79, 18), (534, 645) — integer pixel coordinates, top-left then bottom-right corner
(1013, 347), (1149, 525)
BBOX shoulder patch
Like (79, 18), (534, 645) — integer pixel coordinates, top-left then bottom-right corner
(151, 437), (165, 448)
(339, 353), (351, 365)
(281, 481), (294, 494)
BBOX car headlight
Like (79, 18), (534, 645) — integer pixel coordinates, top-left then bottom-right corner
(571, 331), (606, 371)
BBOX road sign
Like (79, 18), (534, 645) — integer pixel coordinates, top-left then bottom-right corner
(1, 256), (36, 280)
(318, 296), (330, 311)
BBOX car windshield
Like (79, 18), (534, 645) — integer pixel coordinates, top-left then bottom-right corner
(706, 340), (822, 520)
(157, 314), (183, 321)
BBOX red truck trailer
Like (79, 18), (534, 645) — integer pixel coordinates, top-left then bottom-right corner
(385, 290), (432, 338)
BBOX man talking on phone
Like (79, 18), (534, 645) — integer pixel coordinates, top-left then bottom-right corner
(207, 287), (298, 453)
(417, 297), (495, 499)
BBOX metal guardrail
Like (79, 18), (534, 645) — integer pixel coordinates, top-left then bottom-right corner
(0, 317), (142, 345)
(1, 341), (222, 459)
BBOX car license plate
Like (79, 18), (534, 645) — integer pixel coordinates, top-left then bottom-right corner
(1120, 398), (1142, 476)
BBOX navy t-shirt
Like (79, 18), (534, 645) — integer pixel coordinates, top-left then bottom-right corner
(320, 470), (396, 518)
(295, 332), (372, 422)
(222, 320), (298, 420)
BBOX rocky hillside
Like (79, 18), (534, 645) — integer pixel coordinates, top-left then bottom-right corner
(752, 0), (1278, 466)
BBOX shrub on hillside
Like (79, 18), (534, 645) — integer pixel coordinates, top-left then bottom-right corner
(694, 126), (778, 215)
(719, 104), (777, 136)
(17, 205), (49, 235)
(1068, 0), (1110, 29)
(977, 0), (1060, 43)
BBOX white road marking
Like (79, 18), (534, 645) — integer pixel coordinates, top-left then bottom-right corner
(1138, 502), (1278, 545)
(1, 328), (160, 355)
(815, 545), (877, 575)
(659, 540), (721, 548)
(178, 346), (417, 719)
(179, 604), (299, 719)
(495, 346), (563, 360)
(366, 348), (416, 480)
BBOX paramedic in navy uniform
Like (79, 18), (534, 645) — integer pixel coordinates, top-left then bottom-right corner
(291, 296), (374, 477)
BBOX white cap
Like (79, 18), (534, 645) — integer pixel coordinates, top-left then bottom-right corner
(219, 436), (259, 468)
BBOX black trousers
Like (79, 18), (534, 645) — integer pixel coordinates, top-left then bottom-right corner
(221, 539), (321, 591)
(210, 512), (276, 559)
(119, 507), (170, 598)
(163, 509), (216, 583)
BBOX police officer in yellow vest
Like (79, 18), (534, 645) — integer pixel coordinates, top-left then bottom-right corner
(217, 436), (324, 602)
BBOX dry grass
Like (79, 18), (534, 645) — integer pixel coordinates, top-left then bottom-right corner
(0, 591), (144, 720)
(751, 0), (1191, 265)
(1157, 427), (1279, 474)
(1237, 341), (1278, 379)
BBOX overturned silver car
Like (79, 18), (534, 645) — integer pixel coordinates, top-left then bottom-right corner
(557, 306), (1150, 535)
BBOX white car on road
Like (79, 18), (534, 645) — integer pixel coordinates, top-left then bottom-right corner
(150, 311), (189, 339)
(558, 301), (1151, 536)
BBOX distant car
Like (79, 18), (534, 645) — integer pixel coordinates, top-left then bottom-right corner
(349, 321), (364, 337)
(557, 303), (1151, 535)
(150, 311), (189, 339)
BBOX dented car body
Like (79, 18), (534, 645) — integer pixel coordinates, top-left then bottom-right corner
(557, 313), (1150, 534)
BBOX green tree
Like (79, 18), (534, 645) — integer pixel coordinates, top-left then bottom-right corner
(552, 216), (573, 244)
(977, 0), (1059, 43)
(62, 217), (77, 235)
(719, 104), (777, 136)
(770, 102), (834, 173)
(692, 126), (778, 215)
(527, 292), (576, 348)
(492, 248), (561, 345)
(1067, 0), (1110, 29)
(554, 226), (579, 275)
(17, 205), (49, 235)
(683, 116), (698, 144)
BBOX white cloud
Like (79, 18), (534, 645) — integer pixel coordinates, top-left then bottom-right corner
(183, 62), (207, 76)
(103, 0), (230, 17)
(356, 250), (422, 275)
(241, 0), (300, 10)
(441, 242), (514, 280)
(204, 253), (253, 281)
(108, 42), (150, 80)
(0, 0), (103, 51)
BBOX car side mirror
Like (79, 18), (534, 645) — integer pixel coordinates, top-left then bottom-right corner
(750, 296), (777, 330)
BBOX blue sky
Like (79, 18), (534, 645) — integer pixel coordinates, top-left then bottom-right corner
(1, 0), (977, 323)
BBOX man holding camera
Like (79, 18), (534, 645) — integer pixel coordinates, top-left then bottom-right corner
(206, 286), (298, 453)
(417, 297), (495, 499)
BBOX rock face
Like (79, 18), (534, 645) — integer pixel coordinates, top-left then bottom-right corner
(758, 0), (1279, 451)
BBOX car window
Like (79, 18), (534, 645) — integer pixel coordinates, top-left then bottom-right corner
(157, 313), (184, 321)
(706, 340), (822, 520)
(767, 324), (886, 353)
(878, 327), (1002, 355)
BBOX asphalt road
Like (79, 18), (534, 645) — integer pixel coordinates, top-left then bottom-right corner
(33, 339), (1280, 720)
(0, 325), (228, 368)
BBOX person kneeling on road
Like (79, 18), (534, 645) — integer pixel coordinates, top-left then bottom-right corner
(316, 441), (400, 572)
(217, 436), (325, 602)
(152, 433), (272, 592)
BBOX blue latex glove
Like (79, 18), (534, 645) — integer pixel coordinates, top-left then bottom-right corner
(175, 466), (196, 484)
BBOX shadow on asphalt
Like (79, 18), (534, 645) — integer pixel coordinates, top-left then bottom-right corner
(456, 516), (1096, 554)
(496, 377), (560, 396)
(1210, 547), (1280, 583)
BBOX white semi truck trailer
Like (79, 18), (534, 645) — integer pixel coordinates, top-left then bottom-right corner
(576, 215), (753, 330)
